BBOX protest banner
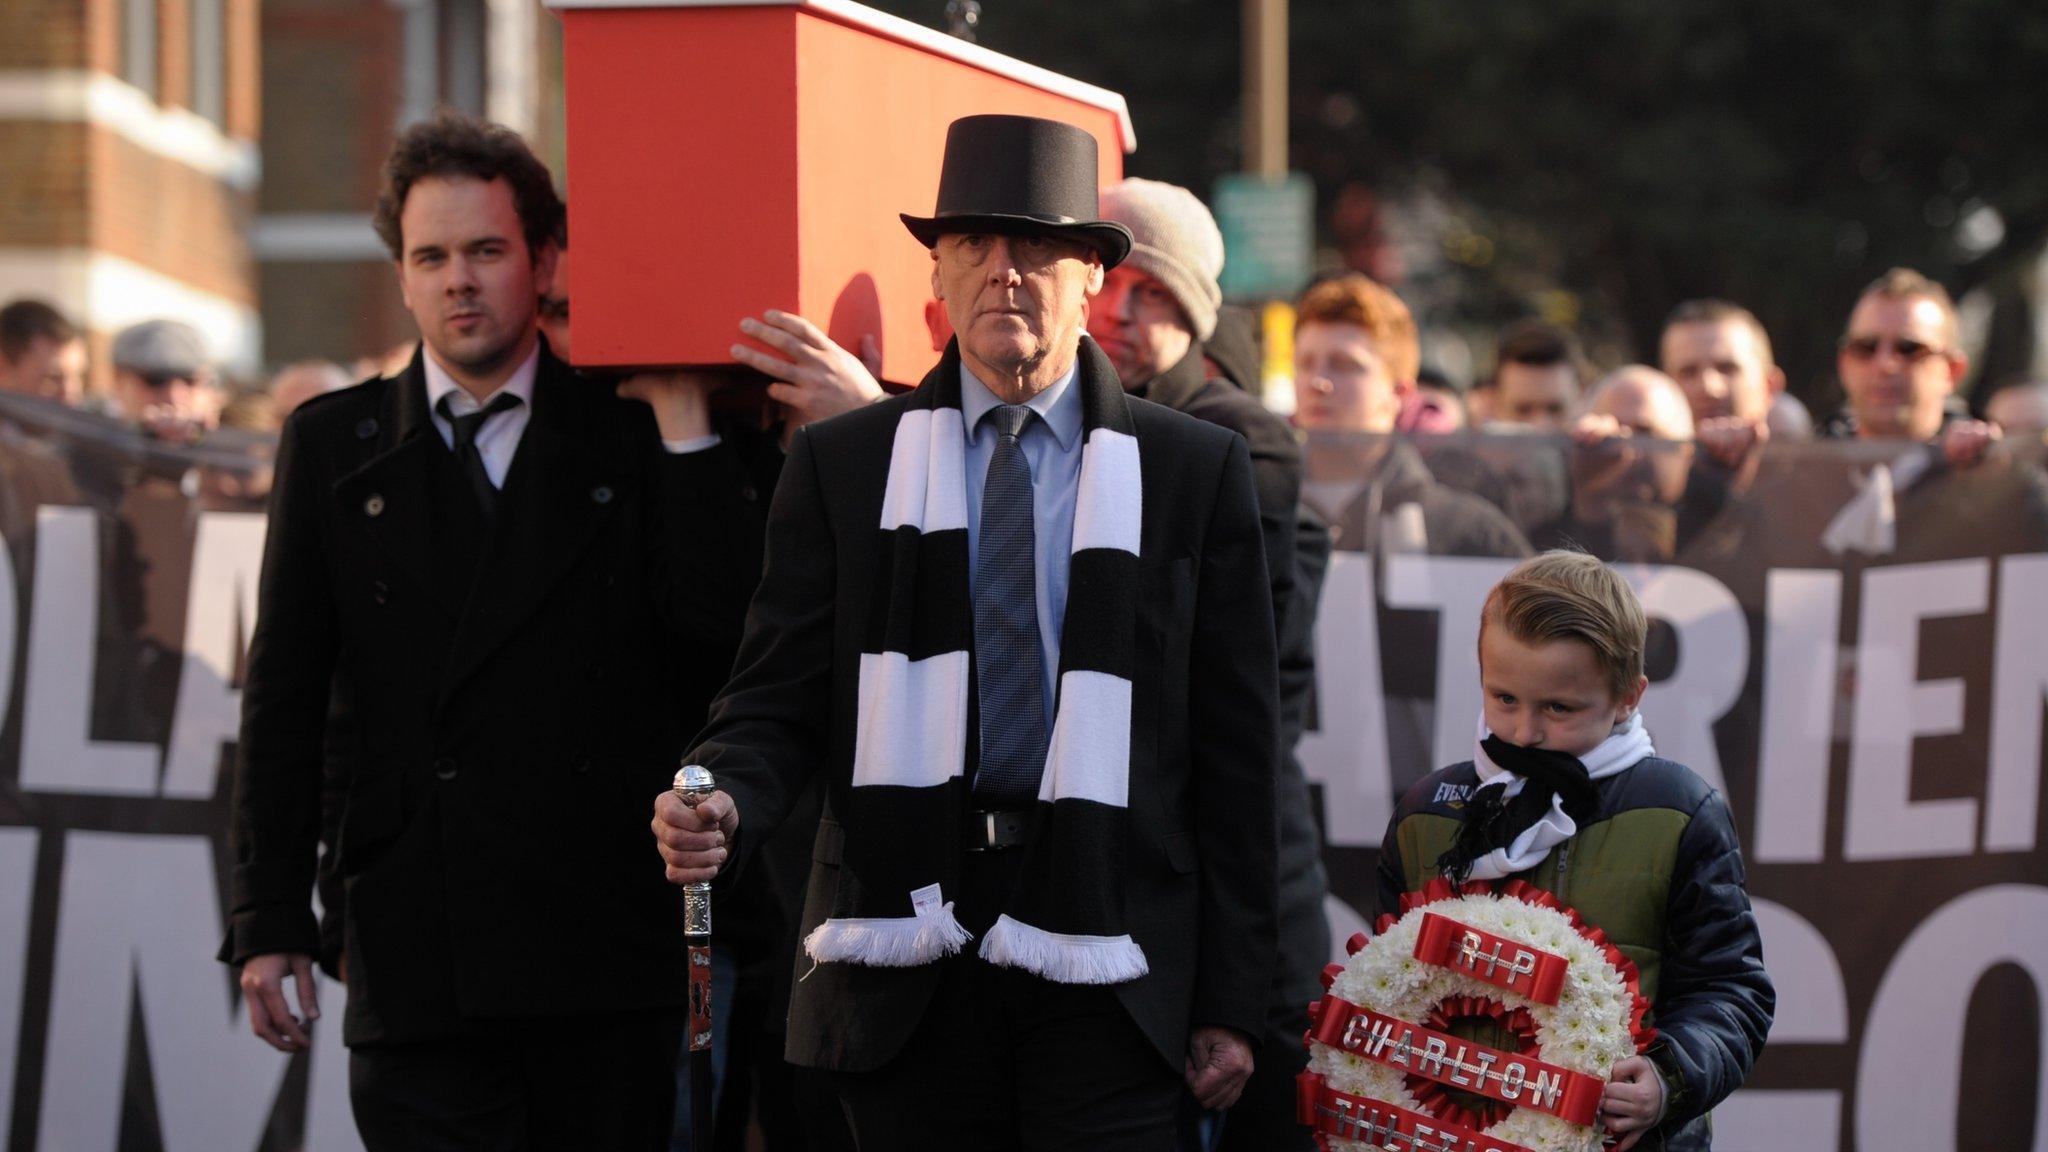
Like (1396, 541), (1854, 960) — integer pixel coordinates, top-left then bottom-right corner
(0, 403), (2042, 1150)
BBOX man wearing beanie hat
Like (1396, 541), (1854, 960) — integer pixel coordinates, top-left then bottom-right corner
(1091, 178), (1297, 616)
(1091, 178), (1321, 1151)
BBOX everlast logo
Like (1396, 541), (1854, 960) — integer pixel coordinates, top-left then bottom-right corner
(1433, 782), (1474, 807)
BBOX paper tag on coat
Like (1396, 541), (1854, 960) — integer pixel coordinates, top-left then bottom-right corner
(910, 883), (943, 916)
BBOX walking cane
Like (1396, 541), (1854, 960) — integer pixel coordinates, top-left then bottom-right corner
(673, 764), (717, 1152)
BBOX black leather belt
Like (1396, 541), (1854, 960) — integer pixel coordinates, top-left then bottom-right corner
(962, 809), (1032, 852)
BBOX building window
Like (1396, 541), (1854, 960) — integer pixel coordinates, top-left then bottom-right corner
(441, 0), (486, 115)
(123, 0), (158, 97)
(191, 0), (225, 126)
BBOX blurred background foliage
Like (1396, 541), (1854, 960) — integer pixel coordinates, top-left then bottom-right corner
(872, 0), (2048, 408)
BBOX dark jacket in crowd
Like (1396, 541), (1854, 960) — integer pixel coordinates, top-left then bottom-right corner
(1378, 756), (1776, 1152)
(1323, 438), (1532, 560)
(1136, 347), (1321, 1152)
(1132, 346), (1300, 639)
(222, 346), (766, 1045)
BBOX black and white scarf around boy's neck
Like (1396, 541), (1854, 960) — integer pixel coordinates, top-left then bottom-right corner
(1439, 712), (1656, 884)
(802, 338), (1147, 985)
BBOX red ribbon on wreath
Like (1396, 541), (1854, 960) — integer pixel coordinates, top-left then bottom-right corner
(1405, 995), (1540, 1131)
(1321, 877), (1661, 1139)
(1371, 878), (1656, 1053)
(1412, 911), (1570, 1005)
(1296, 1070), (1538, 1152)
(1310, 996), (1605, 1127)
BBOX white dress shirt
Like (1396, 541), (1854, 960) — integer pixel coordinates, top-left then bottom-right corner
(422, 345), (718, 484)
(423, 346), (539, 489)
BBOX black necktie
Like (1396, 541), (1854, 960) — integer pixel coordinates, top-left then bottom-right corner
(971, 404), (1050, 805)
(437, 391), (522, 518)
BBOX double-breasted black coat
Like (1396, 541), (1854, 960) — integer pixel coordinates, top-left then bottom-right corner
(222, 347), (765, 1045)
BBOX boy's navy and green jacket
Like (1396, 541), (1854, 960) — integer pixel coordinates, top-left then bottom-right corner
(1376, 756), (1775, 1152)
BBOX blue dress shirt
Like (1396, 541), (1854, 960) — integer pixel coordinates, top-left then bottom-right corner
(960, 359), (1083, 732)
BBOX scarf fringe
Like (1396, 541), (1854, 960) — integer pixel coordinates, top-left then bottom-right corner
(803, 907), (973, 968)
(978, 914), (1148, 985)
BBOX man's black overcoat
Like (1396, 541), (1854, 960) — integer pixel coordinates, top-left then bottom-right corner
(223, 347), (764, 1045)
(692, 339), (1281, 1073)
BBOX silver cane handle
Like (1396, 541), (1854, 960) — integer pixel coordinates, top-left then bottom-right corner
(673, 764), (716, 938)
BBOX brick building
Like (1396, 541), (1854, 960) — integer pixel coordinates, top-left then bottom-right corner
(0, 0), (561, 391)
(255, 0), (561, 373)
(0, 0), (262, 389)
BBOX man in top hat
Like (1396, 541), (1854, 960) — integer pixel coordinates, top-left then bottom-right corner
(653, 113), (1280, 1148)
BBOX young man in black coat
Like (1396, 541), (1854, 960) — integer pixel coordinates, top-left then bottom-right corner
(655, 115), (1280, 1150)
(221, 111), (765, 1150)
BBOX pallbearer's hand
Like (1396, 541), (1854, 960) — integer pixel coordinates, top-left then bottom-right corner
(618, 371), (721, 443)
(730, 309), (884, 432)
(653, 788), (739, 884)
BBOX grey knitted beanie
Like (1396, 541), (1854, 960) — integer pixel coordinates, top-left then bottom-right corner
(1098, 178), (1225, 342)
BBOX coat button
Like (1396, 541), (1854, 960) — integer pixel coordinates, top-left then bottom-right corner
(371, 580), (390, 605)
(591, 485), (613, 505)
(570, 751), (593, 776)
(355, 418), (379, 440)
(586, 660), (607, 682)
(433, 757), (458, 781)
(741, 484), (758, 502)
(364, 494), (386, 517)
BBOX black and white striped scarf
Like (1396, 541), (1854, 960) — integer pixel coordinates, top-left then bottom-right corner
(802, 338), (1147, 985)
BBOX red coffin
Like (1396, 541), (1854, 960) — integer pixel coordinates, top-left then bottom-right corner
(549, 0), (1133, 382)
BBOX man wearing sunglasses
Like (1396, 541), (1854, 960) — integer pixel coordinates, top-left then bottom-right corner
(1826, 268), (1999, 464)
(109, 319), (225, 444)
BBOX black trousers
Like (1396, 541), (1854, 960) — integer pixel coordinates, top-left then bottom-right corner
(349, 1010), (684, 1152)
(828, 849), (1181, 1151)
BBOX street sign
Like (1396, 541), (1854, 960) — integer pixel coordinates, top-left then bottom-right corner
(1215, 171), (1314, 301)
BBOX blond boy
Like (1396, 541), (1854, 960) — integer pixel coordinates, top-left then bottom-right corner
(1375, 551), (1773, 1150)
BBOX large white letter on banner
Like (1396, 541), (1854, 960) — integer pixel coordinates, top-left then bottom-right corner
(0, 529), (16, 731)
(1845, 559), (1987, 860)
(1296, 552), (1394, 849)
(1857, 885), (2048, 1150)
(1624, 564), (1742, 794)
(1383, 554), (1519, 774)
(1986, 554), (2048, 852)
(0, 829), (37, 1137)
(160, 511), (266, 798)
(1713, 899), (1847, 1149)
(1754, 570), (1843, 863)
(18, 506), (159, 795)
(37, 832), (290, 1152)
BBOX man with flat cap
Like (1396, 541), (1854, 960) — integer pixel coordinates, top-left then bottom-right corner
(654, 113), (1280, 1148)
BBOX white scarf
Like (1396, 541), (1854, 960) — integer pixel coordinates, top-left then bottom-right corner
(1820, 446), (1933, 557)
(1462, 712), (1655, 880)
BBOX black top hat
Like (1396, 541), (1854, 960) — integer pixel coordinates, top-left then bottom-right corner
(900, 114), (1132, 268)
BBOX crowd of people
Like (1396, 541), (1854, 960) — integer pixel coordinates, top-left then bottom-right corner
(6, 104), (2044, 1152)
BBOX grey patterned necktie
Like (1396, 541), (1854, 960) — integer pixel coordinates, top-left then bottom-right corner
(972, 403), (1049, 805)
(437, 391), (521, 517)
